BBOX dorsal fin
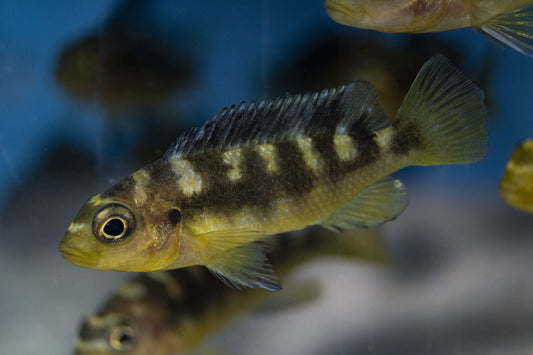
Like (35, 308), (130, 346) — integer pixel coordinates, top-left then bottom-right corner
(165, 82), (390, 158)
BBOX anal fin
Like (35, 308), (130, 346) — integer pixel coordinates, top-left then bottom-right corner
(478, 5), (533, 57)
(320, 177), (408, 231)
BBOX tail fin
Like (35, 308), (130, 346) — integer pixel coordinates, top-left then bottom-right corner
(476, 4), (533, 57)
(395, 55), (488, 166)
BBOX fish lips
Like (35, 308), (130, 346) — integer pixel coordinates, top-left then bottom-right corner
(58, 237), (95, 268)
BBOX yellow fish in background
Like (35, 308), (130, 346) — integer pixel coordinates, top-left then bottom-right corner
(325, 0), (533, 57)
(499, 139), (533, 214)
(73, 229), (387, 355)
(60, 55), (488, 290)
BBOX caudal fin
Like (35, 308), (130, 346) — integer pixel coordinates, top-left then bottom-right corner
(477, 4), (533, 57)
(395, 55), (488, 166)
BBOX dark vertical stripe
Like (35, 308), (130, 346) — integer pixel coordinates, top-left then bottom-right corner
(351, 136), (381, 168)
(274, 141), (316, 197)
(313, 134), (343, 179)
(390, 123), (424, 156)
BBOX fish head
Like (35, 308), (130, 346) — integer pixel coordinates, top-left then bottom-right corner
(75, 312), (182, 355)
(60, 188), (182, 271)
(75, 314), (139, 355)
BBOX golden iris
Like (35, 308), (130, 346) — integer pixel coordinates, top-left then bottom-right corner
(109, 322), (137, 351)
(93, 203), (135, 243)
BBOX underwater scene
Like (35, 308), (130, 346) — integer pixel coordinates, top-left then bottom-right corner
(1, 1), (533, 354)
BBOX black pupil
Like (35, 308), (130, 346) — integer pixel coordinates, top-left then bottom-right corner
(104, 218), (125, 237)
(119, 331), (131, 344)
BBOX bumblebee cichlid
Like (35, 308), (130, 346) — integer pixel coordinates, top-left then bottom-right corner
(499, 139), (533, 214)
(60, 55), (488, 290)
(325, 0), (533, 57)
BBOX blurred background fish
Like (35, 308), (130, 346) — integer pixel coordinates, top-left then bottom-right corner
(54, 0), (200, 168)
(55, 30), (195, 113)
(74, 229), (387, 355)
(325, 0), (533, 57)
(54, 0), (196, 113)
(499, 139), (533, 214)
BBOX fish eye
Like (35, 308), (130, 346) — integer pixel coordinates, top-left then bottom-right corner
(109, 323), (137, 351)
(93, 203), (136, 243)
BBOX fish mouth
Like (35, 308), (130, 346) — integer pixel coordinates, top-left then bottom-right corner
(59, 240), (92, 267)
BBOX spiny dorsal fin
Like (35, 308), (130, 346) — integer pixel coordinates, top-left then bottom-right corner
(165, 82), (390, 158)
(477, 4), (533, 57)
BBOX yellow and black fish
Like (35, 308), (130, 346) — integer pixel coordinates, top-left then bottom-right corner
(60, 55), (488, 290)
(499, 139), (533, 214)
(73, 229), (386, 355)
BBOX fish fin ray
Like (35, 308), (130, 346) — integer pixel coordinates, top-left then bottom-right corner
(320, 177), (408, 230)
(165, 82), (390, 158)
(477, 5), (533, 57)
(199, 231), (281, 290)
(396, 54), (488, 165)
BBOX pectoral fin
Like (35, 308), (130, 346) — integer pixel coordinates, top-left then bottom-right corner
(478, 5), (533, 57)
(320, 177), (408, 231)
(199, 231), (281, 291)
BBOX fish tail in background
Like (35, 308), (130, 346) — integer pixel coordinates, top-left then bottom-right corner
(395, 55), (488, 166)
(475, 4), (533, 57)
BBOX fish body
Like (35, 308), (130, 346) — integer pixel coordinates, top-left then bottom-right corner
(499, 139), (533, 214)
(60, 55), (488, 290)
(325, 0), (533, 57)
(74, 229), (387, 355)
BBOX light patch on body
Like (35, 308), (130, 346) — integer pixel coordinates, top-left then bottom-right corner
(255, 144), (279, 173)
(296, 137), (323, 173)
(222, 148), (243, 181)
(75, 338), (110, 352)
(86, 314), (112, 328)
(114, 281), (147, 300)
(67, 222), (85, 234)
(146, 271), (183, 299)
(131, 170), (150, 205)
(171, 159), (203, 197)
(86, 194), (103, 206)
(333, 134), (357, 161)
(376, 128), (394, 152)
